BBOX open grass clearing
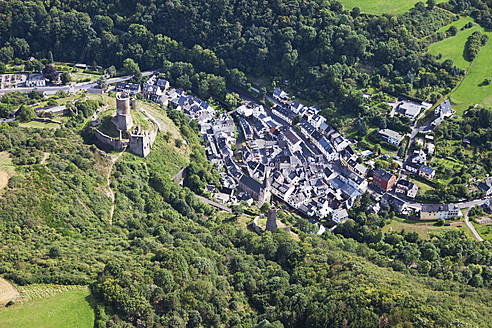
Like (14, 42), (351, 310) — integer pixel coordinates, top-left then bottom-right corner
(339, 0), (445, 15)
(0, 152), (16, 192)
(19, 121), (62, 129)
(475, 224), (492, 241)
(0, 151), (16, 176)
(427, 19), (481, 70)
(0, 286), (94, 328)
(410, 178), (434, 193)
(449, 31), (492, 115)
(382, 218), (473, 240)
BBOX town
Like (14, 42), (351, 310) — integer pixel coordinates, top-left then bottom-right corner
(0, 68), (488, 233)
(114, 74), (475, 230)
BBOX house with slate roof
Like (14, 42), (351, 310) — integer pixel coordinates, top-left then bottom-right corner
(478, 177), (492, 196)
(116, 82), (141, 95)
(419, 164), (435, 180)
(373, 168), (397, 191)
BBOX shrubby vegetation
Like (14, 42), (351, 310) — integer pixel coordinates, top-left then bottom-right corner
(464, 30), (489, 61)
(1, 1), (492, 326)
(336, 192), (492, 288)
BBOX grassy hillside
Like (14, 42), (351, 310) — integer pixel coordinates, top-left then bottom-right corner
(427, 17), (478, 69)
(450, 35), (492, 114)
(340, 0), (445, 15)
(0, 287), (94, 328)
(426, 15), (492, 114)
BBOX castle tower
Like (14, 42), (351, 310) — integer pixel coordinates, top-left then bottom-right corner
(112, 92), (134, 131)
(266, 206), (278, 233)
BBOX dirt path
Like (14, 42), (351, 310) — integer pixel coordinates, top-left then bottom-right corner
(39, 152), (50, 165)
(0, 171), (8, 190)
(0, 277), (20, 305)
(107, 147), (126, 225)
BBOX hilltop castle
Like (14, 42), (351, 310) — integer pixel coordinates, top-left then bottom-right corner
(93, 92), (157, 157)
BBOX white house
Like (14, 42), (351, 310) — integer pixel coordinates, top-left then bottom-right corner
(379, 129), (403, 146)
(26, 73), (45, 87)
(331, 208), (349, 223)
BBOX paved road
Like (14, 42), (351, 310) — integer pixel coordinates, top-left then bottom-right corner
(464, 207), (484, 241)
(0, 71), (156, 95)
(196, 195), (232, 213)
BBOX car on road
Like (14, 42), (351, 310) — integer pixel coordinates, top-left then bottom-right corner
(457, 224), (463, 227)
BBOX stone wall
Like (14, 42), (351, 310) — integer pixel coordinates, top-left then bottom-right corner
(94, 129), (126, 150)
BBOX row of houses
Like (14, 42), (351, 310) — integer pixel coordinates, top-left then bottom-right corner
(0, 73), (46, 89)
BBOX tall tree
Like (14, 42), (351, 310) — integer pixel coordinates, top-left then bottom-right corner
(42, 64), (59, 83)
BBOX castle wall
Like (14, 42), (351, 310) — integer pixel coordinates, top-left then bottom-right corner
(94, 129), (126, 150)
(129, 129), (158, 157)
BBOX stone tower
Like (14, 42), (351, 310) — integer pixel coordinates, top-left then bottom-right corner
(265, 206), (277, 233)
(112, 92), (134, 131)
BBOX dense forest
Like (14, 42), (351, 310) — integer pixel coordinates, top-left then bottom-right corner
(0, 0), (467, 111)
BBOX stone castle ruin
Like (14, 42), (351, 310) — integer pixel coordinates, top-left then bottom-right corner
(94, 92), (157, 157)
(112, 92), (135, 131)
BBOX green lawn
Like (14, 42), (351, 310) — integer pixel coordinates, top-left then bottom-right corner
(410, 178), (434, 193)
(382, 218), (473, 240)
(475, 224), (492, 241)
(427, 18), (479, 70)
(19, 121), (62, 129)
(340, 0), (445, 14)
(450, 30), (492, 115)
(434, 16), (474, 34)
(0, 288), (95, 328)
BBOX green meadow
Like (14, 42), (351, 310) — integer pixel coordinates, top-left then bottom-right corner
(450, 36), (492, 114)
(427, 17), (478, 69)
(340, 0), (444, 15)
(427, 17), (492, 114)
(0, 288), (94, 328)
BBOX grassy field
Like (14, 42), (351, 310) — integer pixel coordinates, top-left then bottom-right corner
(410, 178), (434, 193)
(475, 223), (492, 241)
(450, 31), (492, 114)
(19, 121), (62, 129)
(382, 218), (473, 240)
(339, 0), (445, 14)
(0, 151), (16, 177)
(425, 16), (492, 115)
(0, 286), (94, 328)
(427, 18), (479, 70)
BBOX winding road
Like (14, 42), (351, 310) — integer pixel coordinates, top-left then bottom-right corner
(464, 207), (484, 241)
(0, 70), (157, 96)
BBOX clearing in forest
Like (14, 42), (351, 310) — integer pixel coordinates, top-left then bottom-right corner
(0, 151), (16, 190)
(0, 286), (95, 328)
(427, 17), (492, 114)
(450, 32), (492, 114)
(427, 17), (479, 69)
(340, 0), (445, 15)
(382, 219), (474, 240)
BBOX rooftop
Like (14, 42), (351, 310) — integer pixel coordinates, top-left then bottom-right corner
(379, 129), (403, 141)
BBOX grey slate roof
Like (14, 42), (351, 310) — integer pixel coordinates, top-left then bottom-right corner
(239, 174), (263, 194)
